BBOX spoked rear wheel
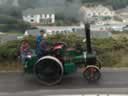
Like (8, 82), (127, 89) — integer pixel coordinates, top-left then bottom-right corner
(83, 65), (101, 82)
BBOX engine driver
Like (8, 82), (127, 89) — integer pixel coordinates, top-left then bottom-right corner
(36, 29), (48, 58)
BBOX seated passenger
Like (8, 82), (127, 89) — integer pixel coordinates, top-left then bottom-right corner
(20, 38), (31, 64)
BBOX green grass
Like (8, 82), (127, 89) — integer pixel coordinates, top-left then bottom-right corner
(112, 33), (128, 40)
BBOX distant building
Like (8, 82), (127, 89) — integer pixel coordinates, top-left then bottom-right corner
(22, 8), (55, 25)
(80, 5), (115, 24)
(80, 5), (115, 18)
(25, 25), (112, 39)
(26, 26), (82, 36)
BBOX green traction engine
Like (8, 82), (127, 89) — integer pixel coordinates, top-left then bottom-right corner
(23, 23), (101, 86)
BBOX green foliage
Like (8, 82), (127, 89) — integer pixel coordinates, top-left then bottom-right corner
(47, 34), (128, 67)
(80, 0), (128, 9)
(93, 37), (128, 67)
(1, 33), (128, 67)
(0, 40), (19, 61)
(0, 36), (36, 62)
(47, 33), (84, 47)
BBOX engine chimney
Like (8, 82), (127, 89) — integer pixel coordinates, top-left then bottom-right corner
(84, 23), (96, 65)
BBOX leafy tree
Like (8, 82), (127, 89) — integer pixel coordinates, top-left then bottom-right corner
(80, 0), (128, 9)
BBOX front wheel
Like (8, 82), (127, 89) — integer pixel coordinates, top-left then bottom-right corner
(83, 65), (101, 82)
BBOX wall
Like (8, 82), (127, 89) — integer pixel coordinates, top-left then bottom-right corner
(23, 14), (55, 24)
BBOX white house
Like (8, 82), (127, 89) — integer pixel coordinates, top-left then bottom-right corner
(80, 5), (115, 24)
(22, 8), (55, 25)
(95, 5), (115, 17)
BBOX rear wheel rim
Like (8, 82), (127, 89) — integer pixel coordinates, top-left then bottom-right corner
(34, 56), (63, 86)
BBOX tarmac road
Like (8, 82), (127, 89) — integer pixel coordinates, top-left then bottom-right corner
(0, 68), (128, 95)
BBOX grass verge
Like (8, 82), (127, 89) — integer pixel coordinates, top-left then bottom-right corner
(0, 61), (23, 72)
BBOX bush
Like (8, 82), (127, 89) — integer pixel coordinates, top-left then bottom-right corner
(1, 33), (128, 67)
(47, 33), (84, 47)
(0, 40), (19, 61)
(0, 36), (36, 62)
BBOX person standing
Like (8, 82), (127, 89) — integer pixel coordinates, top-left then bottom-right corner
(36, 29), (47, 58)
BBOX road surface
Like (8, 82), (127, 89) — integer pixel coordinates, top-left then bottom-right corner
(0, 68), (128, 95)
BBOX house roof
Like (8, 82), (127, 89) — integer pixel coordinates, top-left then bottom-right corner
(22, 8), (55, 16)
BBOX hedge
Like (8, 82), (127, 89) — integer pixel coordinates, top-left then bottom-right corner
(1, 33), (128, 67)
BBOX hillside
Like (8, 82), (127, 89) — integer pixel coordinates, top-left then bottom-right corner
(0, 0), (128, 10)
(80, 0), (128, 9)
(0, 0), (128, 24)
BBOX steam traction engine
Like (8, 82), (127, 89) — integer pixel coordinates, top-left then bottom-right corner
(23, 23), (101, 86)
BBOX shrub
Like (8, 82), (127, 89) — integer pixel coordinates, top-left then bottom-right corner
(0, 36), (36, 62)
(1, 33), (128, 67)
